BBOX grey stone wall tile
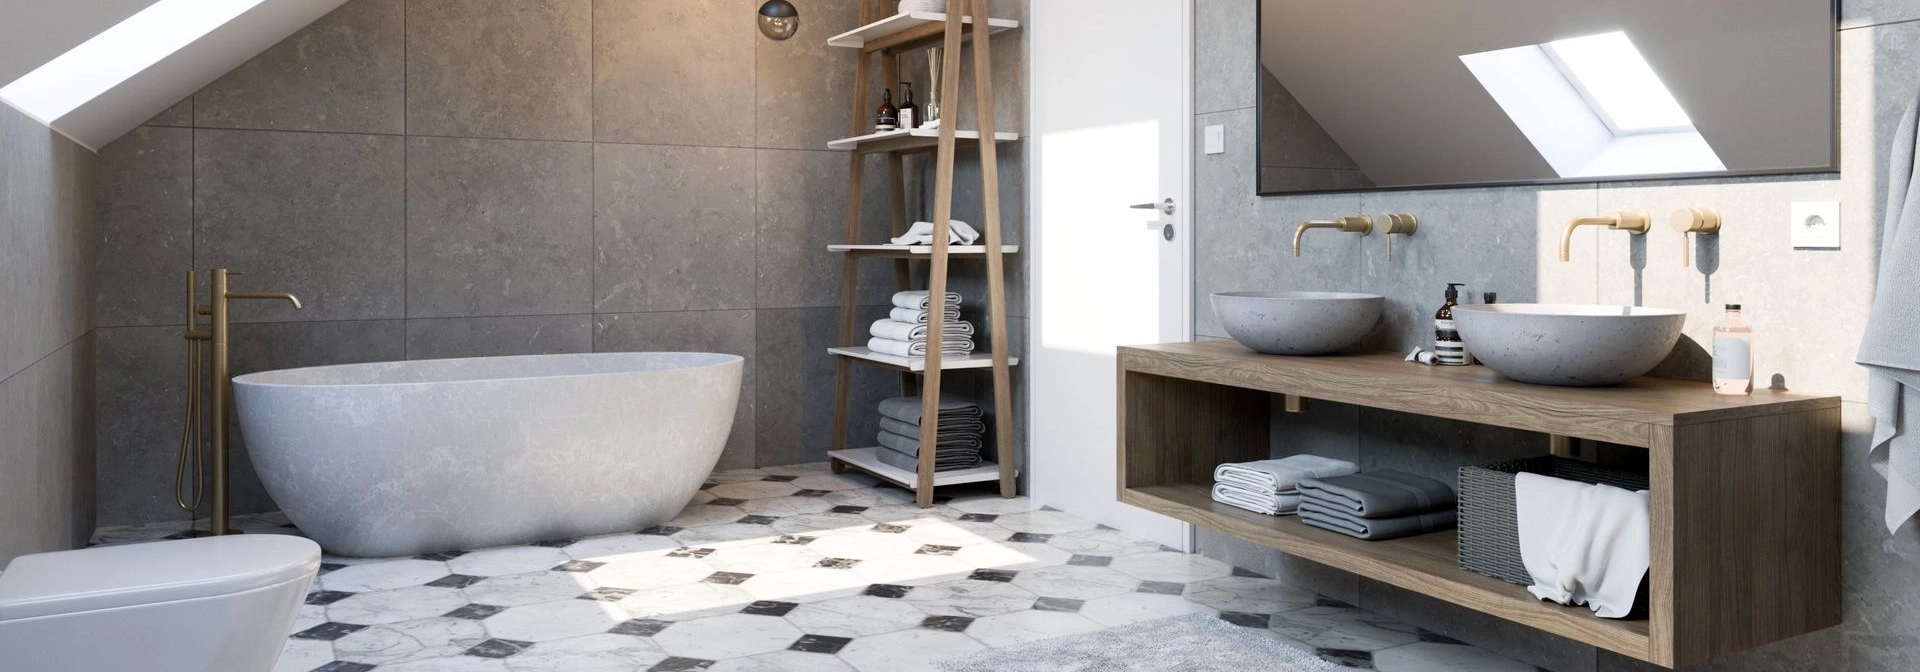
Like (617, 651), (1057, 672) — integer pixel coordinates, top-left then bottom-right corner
(95, 127), (193, 328)
(595, 144), (757, 313)
(194, 0), (405, 134)
(595, 0), (755, 147)
(409, 0), (593, 140)
(405, 314), (594, 360)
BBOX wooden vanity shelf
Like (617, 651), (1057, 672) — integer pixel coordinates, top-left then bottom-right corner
(1117, 340), (1841, 669)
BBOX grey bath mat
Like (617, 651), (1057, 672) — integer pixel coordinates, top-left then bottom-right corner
(935, 613), (1344, 672)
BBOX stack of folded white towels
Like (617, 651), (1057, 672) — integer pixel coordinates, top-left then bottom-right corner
(1212, 454), (1360, 516)
(870, 290), (976, 358)
(874, 396), (987, 472)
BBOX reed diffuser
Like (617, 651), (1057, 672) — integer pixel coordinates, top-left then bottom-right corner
(923, 47), (943, 128)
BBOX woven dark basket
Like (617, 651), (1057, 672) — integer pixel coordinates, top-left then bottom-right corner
(1457, 456), (1649, 587)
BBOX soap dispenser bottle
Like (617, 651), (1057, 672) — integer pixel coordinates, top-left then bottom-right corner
(1434, 283), (1472, 366)
(1712, 304), (1753, 395)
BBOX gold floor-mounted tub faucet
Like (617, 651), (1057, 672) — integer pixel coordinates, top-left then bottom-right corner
(178, 269), (303, 536)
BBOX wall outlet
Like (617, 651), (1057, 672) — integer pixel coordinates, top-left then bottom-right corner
(1204, 125), (1225, 155)
(1790, 201), (1841, 249)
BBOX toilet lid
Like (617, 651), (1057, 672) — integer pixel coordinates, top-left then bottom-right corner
(0, 535), (321, 621)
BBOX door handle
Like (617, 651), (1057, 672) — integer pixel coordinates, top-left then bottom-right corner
(1130, 198), (1176, 215)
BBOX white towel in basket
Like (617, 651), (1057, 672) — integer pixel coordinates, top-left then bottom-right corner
(1514, 472), (1650, 619)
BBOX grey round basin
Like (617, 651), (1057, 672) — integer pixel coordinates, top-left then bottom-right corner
(1212, 291), (1383, 355)
(1452, 303), (1686, 386)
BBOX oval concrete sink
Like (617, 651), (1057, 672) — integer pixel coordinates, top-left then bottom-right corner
(1213, 291), (1383, 355)
(1452, 304), (1686, 386)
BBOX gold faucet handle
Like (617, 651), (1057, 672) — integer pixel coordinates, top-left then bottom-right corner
(1614, 210), (1653, 233)
(1379, 214), (1417, 260)
(1670, 208), (1722, 267)
(1337, 215), (1374, 234)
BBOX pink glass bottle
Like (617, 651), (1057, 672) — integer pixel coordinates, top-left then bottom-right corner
(1712, 304), (1753, 395)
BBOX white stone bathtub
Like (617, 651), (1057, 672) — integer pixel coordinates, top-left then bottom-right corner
(232, 352), (743, 557)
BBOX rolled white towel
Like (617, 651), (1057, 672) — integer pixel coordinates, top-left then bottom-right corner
(1213, 455), (1359, 495)
(868, 336), (975, 358)
(890, 220), (981, 246)
(1211, 482), (1300, 516)
(892, 290), (963, 311)
(870, 318), (976, 342)
(890, 306), (961, 324)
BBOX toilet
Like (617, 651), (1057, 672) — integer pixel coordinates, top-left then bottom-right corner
(0, 535), (321, 672)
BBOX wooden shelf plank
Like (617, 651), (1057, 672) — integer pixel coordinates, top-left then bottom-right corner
(830, 447), (1009, 489)
(1119, 341), (1840, 447)
(827, 127), (1021, 154)
(829, 346), (1018, 373)
(1121, 482), (1652, 660)
(828, 244), (1021, 258)
(827, 12), (1019, 52)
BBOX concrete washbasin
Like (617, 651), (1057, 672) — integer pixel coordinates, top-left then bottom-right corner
(1452, 303), (1686, 386)
(1212, 291), (1384, 355)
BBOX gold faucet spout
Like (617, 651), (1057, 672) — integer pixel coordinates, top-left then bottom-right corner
(226, 291), (304, 310)
(1559, 210), (1651, 262)
(1292, 216), (1373, 257)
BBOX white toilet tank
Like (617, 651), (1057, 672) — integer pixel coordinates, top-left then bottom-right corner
(0, 535), (321, 672)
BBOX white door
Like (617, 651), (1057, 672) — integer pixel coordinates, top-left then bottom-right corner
(1028, 0), (1193, 549)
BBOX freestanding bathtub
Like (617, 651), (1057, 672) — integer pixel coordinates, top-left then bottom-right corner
(232, 352), (742, 557)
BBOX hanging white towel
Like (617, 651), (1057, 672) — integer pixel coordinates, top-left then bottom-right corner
(1213, 455), (1359, 494)
(890, 306), (961, 325)
(892, 290), (964, 311)
(890, 220), (981, 246)
(870, 318), (976, 342)
(1859, 91), (1920, 533)
(1514, 472), (1650, 619)
(868, 337), (975, 358)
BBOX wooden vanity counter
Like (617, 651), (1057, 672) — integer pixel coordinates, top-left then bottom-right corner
(1116, 340), (1841, 669)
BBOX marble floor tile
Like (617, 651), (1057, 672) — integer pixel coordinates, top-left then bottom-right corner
(962, 609), (1105, 647)
(590, 556), (722, 591)
(1078, 592), (1217, 627)
(837, 629), (987, 672)
(901, 579), (1039, 618)
(1009, 565), (1143, 601)
(782, 594), (929, 638)
(447, 546), (573, 577)
(565, 533), (682, 562)
(1269, 606), (1425, 652)
(652, 613), (803, 660)
(848, 553), (973, 586)
(1108, 552), (1234, 584)
(332, 617), (489, 665)
(901, 519), (1015, 547)
(706, 649), (855, 672)
(482, 599), (628, 642)
(1371, 641), (1538, 672)
(327, 586), (470, 625)
(272, 637), (335, 672)
(619, 582), (757, 622)
(952, 540), (1073, 570)
(737, 567), (871, 602)
(322, 559), (453, 593)
(460, 571), (591, 607)
(1183, 575), (1319, 615)
(991, 510), (1101, 535)
(503, 633), (666, 672)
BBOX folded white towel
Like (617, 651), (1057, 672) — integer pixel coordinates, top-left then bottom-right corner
(892, 290), (963, 311)
(890, 220), (981, 246)
(870, 318), (976, 342)
(1213, 455), (1359, 495)
(890, 306), (961, 324)
(1211, 482), (1300, 516)
(1515, 472), (1650, 619)
(868, 337), (975, 358)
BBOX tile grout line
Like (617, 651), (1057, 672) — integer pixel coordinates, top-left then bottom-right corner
(400, 0), (410, 360)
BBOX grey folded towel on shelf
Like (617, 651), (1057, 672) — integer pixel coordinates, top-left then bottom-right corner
(890, 306), (962, 325)
(1297, 470), (1456, 518)
(877, 396), (983, 425)
(879, 416), (986, 439)
(1297, 500), (1456, 541)
(870, 318), (977, 342)
(878, 429), (985, 455)
(876, 445), (982, 472)
(1859, 91), (1920, 534)
(892, 290), (964, 311)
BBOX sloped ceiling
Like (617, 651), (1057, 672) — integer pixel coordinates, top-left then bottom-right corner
(0, 0), (350, 151)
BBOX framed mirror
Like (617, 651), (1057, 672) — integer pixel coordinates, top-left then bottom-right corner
(1256, 0), (1838, 196)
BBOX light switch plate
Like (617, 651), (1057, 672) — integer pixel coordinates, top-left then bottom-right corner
(1790, 201), (1841, 249)
(1204, 125), (1225, 154)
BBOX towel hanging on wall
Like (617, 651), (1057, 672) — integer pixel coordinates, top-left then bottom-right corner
(1859, 91), (1920, 534)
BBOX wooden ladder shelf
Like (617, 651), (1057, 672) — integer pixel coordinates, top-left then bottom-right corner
(826, 0), (1021, 507)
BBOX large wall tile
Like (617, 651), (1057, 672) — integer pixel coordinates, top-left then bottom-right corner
(0, 337), (94, 563)
(145, 98), (193, 128)
(1, 104), (95, 382)
(595, 0), (755, 147)
(1195, 0), (1258, 114)
(406, 314), (593, 360)
(93, 326), (191, 527)
(194, 0), (405, 134)
(595, 144), (756, 313)
(408, 0), (592, 140)
(194, 129), (405, 323)
(756, 0), (861, 150)
(946, 145), (1030, 318)
(595, 310), (757, 470)
(755, 149), (894, 310)
(1843, 0), (1920, 29)
(95, 126), (192, 328)
(407, 137), (593, 318)
(753, 306), (897, 468)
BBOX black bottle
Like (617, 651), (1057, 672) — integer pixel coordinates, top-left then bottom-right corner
(899, 83), (920, 129)
(876, 88), (899, 132)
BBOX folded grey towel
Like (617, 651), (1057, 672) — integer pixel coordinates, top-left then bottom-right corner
(1298, 500), (1456, 540)
(876, 445), (981, 472)
(878, 429), (985, 456)
(877, 396), (983, 425)
(1297, 470), (1456, 518)
(879, 416), (986, 439)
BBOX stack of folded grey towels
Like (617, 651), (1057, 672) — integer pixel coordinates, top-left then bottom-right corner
(1297, 469), (1457, 541)
(874, 396), (987, 472)
(1212, 454), (1359, 515)
(870, 291), (976, 358)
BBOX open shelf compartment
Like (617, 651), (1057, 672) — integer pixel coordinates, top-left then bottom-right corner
(829, 346), (1018, 372)
(827, 12), (1020, 52)
(830, 447), (1008, 489)
(828, 244), (1021, 257)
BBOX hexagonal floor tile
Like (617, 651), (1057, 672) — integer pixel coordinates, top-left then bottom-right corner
(671, 523), (783, 548)
(820, 488), (916, 509)
(620, 581), (757, 622)
(321, 559), (451, 593)
(1009, 565), (1142, 601)
(945, 495), (1040, 516)
(708, 481), (800, 500)
(460, 571), (592, 607)
(1078, 591), (1216, 627)
(961, 609), (1104, 647)
(848, 553), (972, 587)
(991, 510), (1100, 535)
(1109, 551), (1233, 583)
(901, 520), (1014, 547)
(738, 568), (870, 602)
(706, 542), (826, 574)
(565, 533), (682, 562)
(448, 546), (573, 577)
(788, 472), (879, 492)
(371, 656), (510, 672)
(332, 617), (489, 665)
(900, 579), (1038, 617)
(327, 585), (470, 625)
(836, 629), (985, 672)
(271, 637), (334, 672)
(670, 504), (748, 528)
(1043, 528), (1167, 557)
(1184, 575), (1318, 615)
(651, 613), (803, 660)
(707, 650), (855, 672)
(769, 512), (877, 536)
(707, 469), (771, 484)
(805, 531), (923, 560)
(500, 633), (667, 671)
(739, 496), (835, 518)
(781, 594), (928, 638)
(590, 556), (720, 591)
(951, 541), (1072, 570)
(483, 599), (628, 642)
(1372, 642), (1537, 672)
(1268, 605), (1423, 652)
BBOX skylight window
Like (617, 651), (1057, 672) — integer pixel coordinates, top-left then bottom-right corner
(1541, 31), (1692, 134)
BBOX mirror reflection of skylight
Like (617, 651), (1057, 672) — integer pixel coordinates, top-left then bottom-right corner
(1542, 31), (1692, 134)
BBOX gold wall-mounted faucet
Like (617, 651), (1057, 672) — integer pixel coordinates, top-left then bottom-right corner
(1378, 213), (1418, 260)
(1559, 210), (1651, 262)
(1670, 207), (1722, 267)
(1293, 215), (1373, 257)
(179, 269), (303, 536)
